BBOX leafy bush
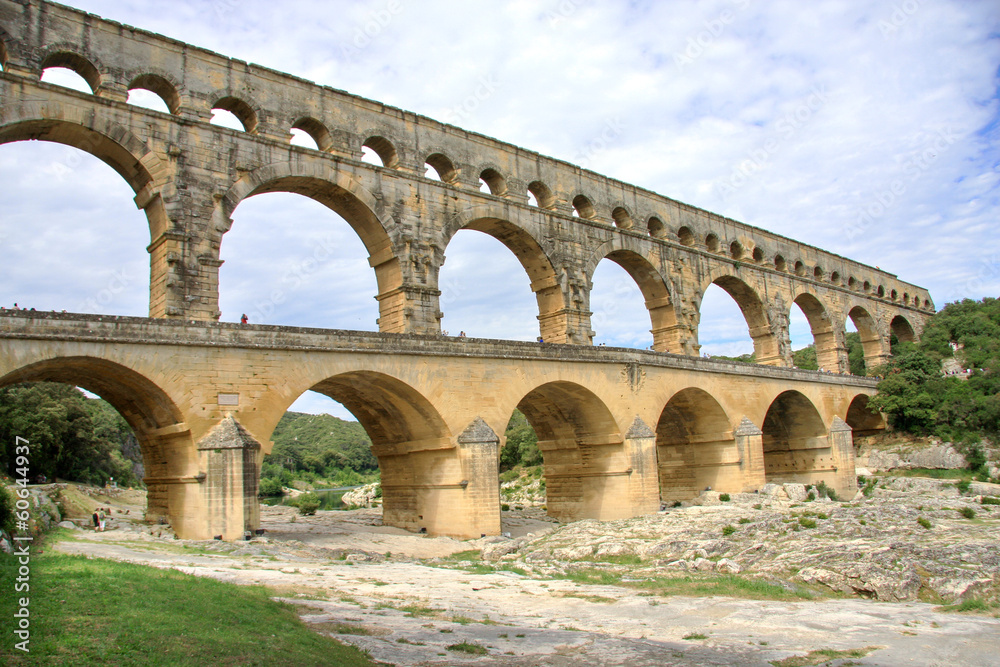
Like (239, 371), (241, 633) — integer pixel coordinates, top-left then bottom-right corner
(258, 477), (284, 497)
(959, 507), (976, 519)
(296, 493), (320, 516)
(806, 492), (816, 502)
(719, 493), (731, 502)
(815, 481), (838, 501)
(0, 485), (15, 535)
(956, 480), (972, 494)
(722, 525), (736, 536)
(981, 496), (1000, 506)
(917, 517), (932, 529)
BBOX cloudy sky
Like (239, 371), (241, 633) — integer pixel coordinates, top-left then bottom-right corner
(2, 0), (998, 418)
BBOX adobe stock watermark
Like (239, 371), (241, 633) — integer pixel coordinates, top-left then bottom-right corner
(674, 0), (752, 72)
(442, 75), (502, 124)
(339, 0), (405, 62)
(878, 0), (923, 37)
(248, 233), (344, 323)
(77, 267), (135, 313)
(846, 127), (960, 241)
(546, 0), (589, 28)
(11, 436), (33, 653)
(574, 117), (626, 170)
(717, 85), (829, 199)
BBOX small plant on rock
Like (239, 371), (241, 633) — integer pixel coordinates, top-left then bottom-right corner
(719, 493), (731, 502)
(981, 496), (1000, 506)
(959, 507), (976, 519)
(722, 525), (736, 536)
(917, 517), (932, 529)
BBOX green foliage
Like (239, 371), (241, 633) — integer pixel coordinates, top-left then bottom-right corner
(959, 507), (976, 519)
(917, 517), (932, 529)
(719, 493), (731, 502)
(722, 525), (736, 536)
(0, 486), (14, 535)
(982, 496), (1000, 506)
(266, 411), (376, 477)
(258, 477), (284, 497)
(500, 410), (541, 471)
(956, 480), (972, 494)
(711, 352), (757, 363)
(295, 493), (320, 515)
(0, 551), (375, 666)
(798, 517), (817, 529)
(815, 481), (838, 501)
(446, 641), (488, 655)
(0, 383), (142, 487)
(792, 345), (818, 370)
(868, 298), (1000, 440)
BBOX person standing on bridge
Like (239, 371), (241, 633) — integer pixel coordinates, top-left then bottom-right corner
(240, 313), (248, 324)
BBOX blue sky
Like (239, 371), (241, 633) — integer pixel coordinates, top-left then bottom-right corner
(2, 0), (998, 419)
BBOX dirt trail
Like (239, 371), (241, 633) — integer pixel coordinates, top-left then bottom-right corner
(53, 501), (1000, 666)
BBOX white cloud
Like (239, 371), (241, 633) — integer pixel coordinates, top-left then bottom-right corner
(2, 0), (998, 416)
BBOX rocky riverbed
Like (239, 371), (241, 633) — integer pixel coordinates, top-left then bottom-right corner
(42, 475), (1000, 666)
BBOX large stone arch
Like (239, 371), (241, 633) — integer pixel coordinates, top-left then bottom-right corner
(515, 380), (629, 521)
(762, 390), (839, 489)
(889, 314), (917, 345)
(585, 241), (681, 353)
(698, 271), (782, 365)
(655, 388), (742, 501)
(0, 110), (172, 315)
(791, 291), (844, 372)
(444, 205), (565, 342)
(0, 355), (189, 527)
(846, 304), (888, 370)
(221, 163), (406, 332)
(306, 371), (455, 533)
(845, 393), (886, 438)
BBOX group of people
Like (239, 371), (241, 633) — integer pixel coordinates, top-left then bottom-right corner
(91, 508), (113, 532)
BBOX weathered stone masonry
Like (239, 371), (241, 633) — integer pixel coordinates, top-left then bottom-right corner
(0, 1), (932, 539)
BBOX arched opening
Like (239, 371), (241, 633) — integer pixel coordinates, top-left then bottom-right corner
(877, 285), (885, 298)
(656, 388), (738, 501)
(775, 254), (787, 272)
(791, 294), (839, 372)
(590, 250), (676, 351)
(211, 96), (257, 133)
(0, 38), (7, 71)
(291, 117), (333, 152)
(40, 51), (100, 93)
(762, 390), (832, 487)
(863, 280), (871, 293)
(424, 153), (457, 183)
(845, 394), (885, 438)
(438, 227), (539, 340)
(647, 216), (665, 238)
(572, 194), (595, 219)
(890, 289), (898, 301)
(362, 136), (398, 168)
(752, 246), (764, 263)
(611, 206), (633, 229)
(479, 168), (507, 196)
(698, 277), (779, 364)
(848, 306), (883, 371)
(0, 132), (151, 315)
(303, 372), (452, 533)
(890, 315), (916, 350)
(0, 356), (186, 526)
(677, 226), (695, 246)
(527, 180), (554, 208)
(220, 182), (384, 329)
(516, 381), (626, 521)
(848, 276), (857, 290)
(127, 74), (180, 114)
(831, 271), (841, 285)
(706, 234), (720, 252)
(813, 266), (824, 280)
(730, 240), (743, 260)
(794, 260), (806, 276)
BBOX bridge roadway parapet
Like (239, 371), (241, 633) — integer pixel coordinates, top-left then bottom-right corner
(0, 311), (880, 540)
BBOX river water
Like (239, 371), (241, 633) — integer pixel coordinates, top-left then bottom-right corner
(260, 486), (359, 510)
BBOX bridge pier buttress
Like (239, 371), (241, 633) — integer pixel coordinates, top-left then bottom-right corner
(192, 416), (262, 540)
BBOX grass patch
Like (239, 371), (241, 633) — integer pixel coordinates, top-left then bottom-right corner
(769, 646), (880, 667)
(917, 517), (932, 529)
(722, 525), (737, 536)
(937, 598), (997, 613)
(887, 468), (972, 481)
(445, 549), (482, 561)
(0, 550), (374, 666)
(719, 493), (731, 502)
(798, 517), (817, 529)
(982, 496), (1000, 506)
(446, 641), (488, 655)
(683, 632), (708, 640)
(959, 507), (976, 519)
(588, 553), (642, 566)
(323, 622), (372, 636)
(554, 570), (815, 602)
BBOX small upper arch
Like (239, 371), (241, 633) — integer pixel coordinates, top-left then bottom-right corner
(0, 33), (8, 71)
(291, 116), (334, 152)
(752, 246), (765, 263)
(127, 73), (181, 114)
(424, 152), (458, 183)
(40, 50), (101, 92)
(212, 96), (258, 133)
(527, 180), (554, 208)
(729, 240), (744, 260)
(572, 194), (596, 219)
(611, 206), (633, 230)
(362, 134), (399, 168)
(647, 215), (666, 238)
(677, 226), (695, 246)
(479, 166), (507, 196)
(774, 254), (787, 272)
(705, 233), (720, 252)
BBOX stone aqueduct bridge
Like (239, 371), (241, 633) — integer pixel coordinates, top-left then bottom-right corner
(0, 1), (931, 538)
(1, 312), (885, 541)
